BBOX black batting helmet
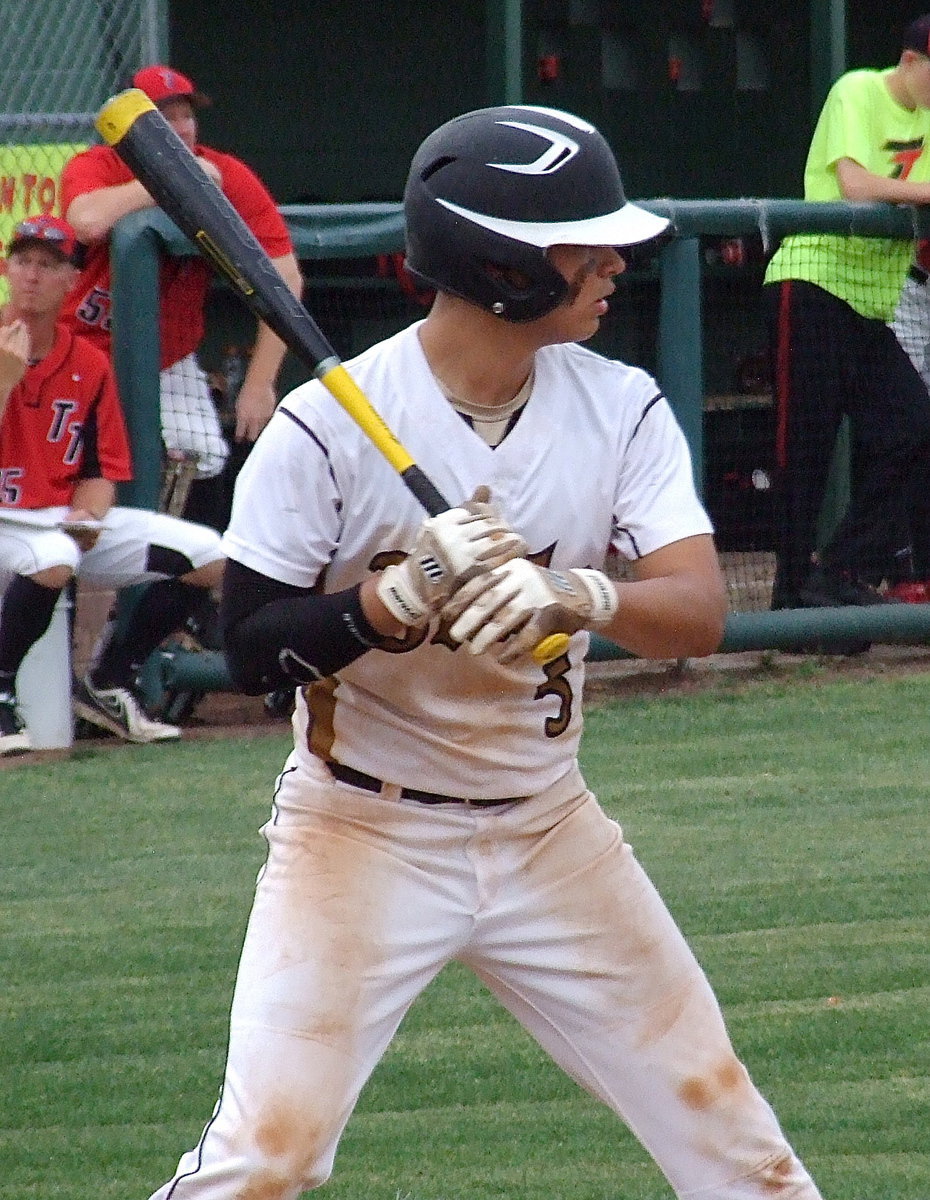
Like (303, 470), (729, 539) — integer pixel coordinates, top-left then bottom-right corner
(403, 105), (669, 322)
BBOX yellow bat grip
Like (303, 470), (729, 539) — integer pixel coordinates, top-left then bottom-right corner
(95, 88), (157, 145)
(318, 364), (416, 475)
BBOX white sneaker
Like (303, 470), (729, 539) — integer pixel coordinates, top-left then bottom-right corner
(72, 676), (181, 743)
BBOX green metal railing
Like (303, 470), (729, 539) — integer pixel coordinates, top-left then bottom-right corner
(110, 203), (408, 511)
(112, 197), (930, 508)
(108, 199), (930, 697)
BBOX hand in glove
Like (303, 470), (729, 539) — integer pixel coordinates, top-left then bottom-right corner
(375, 487), (527, 626)
(442, 558), (618, 662)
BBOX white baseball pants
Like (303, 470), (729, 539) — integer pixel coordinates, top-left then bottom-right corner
(149, 757), (822, 1200)
(0, 506), (221, 584)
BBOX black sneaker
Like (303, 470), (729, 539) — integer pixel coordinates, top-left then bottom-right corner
(0, 691), (32, 756)
(264, 688), (296, 719)
(797, 567), (901, 608)
(72, 675), (180, 743)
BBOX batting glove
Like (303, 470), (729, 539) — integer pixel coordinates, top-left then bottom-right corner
(375, 487), (528, 626)
(442, 558), (618, 662)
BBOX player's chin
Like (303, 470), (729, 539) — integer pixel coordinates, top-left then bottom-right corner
(572, 314), (604, 342)
(559, 307), (604, 340)
(576, 299), (609, 336)
(543, 303), (604, 344)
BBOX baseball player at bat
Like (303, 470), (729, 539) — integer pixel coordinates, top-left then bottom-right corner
(147, 108), (823, 1199)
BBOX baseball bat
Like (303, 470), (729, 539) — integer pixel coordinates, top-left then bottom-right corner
(94, 88), (570, 666)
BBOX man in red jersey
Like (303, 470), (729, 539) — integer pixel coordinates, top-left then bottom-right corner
(0, 216), (224, 755)
(61, 65), (303, 524)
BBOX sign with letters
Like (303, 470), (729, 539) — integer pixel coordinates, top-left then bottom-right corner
(0, 143), (88, 299)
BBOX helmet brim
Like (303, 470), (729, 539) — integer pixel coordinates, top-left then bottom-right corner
(436, 197), (669, 250)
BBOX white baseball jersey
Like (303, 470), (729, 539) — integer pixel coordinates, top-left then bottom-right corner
(223, 321), (712, 797)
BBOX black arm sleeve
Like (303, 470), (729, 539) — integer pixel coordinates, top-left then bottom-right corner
(220, 558), (383, 694)
(76, 383), (103, 478)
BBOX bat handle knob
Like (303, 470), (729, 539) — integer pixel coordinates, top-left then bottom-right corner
(96, 88), (157, 145)
(532, 632), (571, 665)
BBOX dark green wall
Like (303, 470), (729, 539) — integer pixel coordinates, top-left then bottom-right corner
(520, 3), (810, 199)
(170, 0), (486, 203)
(848, 4), (929, 67)
(169, 2), (930, 207)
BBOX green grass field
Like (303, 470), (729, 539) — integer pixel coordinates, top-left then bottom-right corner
(1, 670), (929, 1198)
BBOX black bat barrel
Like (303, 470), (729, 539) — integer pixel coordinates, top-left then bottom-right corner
(96, 90), (336, 373)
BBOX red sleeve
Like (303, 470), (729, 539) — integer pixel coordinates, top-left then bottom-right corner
(60, 145), (131, 215)
(200, 147), (294, 258)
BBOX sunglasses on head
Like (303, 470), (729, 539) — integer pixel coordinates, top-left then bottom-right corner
(13, 220), (68, 242)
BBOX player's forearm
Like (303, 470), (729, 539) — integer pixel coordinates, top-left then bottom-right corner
(234, 332), (287, 441)
(276, 251), (304, 300)
(234, 254), (303, 440)
(242, 253), (303, 388)
(68, 477), (115, 519)
(0, 321), (30, 409)
(66, 180), (158, 243)
(220, 559), (385, 692)
(603, 572), (727, 659)
(242, 323), (288, 391)
(835, 158), (930, 206)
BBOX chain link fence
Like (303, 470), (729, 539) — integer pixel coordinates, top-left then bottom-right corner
(0, 0), (163, 299)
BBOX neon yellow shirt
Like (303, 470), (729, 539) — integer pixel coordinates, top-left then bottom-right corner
(764, 68), (930, 319)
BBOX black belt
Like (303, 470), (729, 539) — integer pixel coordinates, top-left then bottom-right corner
(327, 760), (525, 807)
(909, 264), (929, 285)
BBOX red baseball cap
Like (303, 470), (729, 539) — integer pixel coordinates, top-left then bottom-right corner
(132, 64), (210, 107)
(7, 214), (78, 262)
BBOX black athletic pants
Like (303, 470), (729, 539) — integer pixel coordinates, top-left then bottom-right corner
(764, 279), (930, 606)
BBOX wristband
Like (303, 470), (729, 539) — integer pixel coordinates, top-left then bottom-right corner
(572, 568), (619, 623)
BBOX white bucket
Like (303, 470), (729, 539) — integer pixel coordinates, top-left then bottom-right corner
(18, 590), (74, 749)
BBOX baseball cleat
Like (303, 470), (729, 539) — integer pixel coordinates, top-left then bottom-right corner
(72, 675), (181, 743)
(0, 691), (32, 756)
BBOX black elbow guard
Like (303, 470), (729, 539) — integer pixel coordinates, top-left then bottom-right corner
(223, 584), (383, 694)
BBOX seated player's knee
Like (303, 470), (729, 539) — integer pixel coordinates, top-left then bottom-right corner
(31, 563), (75, 590)
(181, 555), (224, 590)
(145, 513), (223, 582)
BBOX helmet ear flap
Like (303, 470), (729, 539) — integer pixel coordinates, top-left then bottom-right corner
(479, 258), (569, 320)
